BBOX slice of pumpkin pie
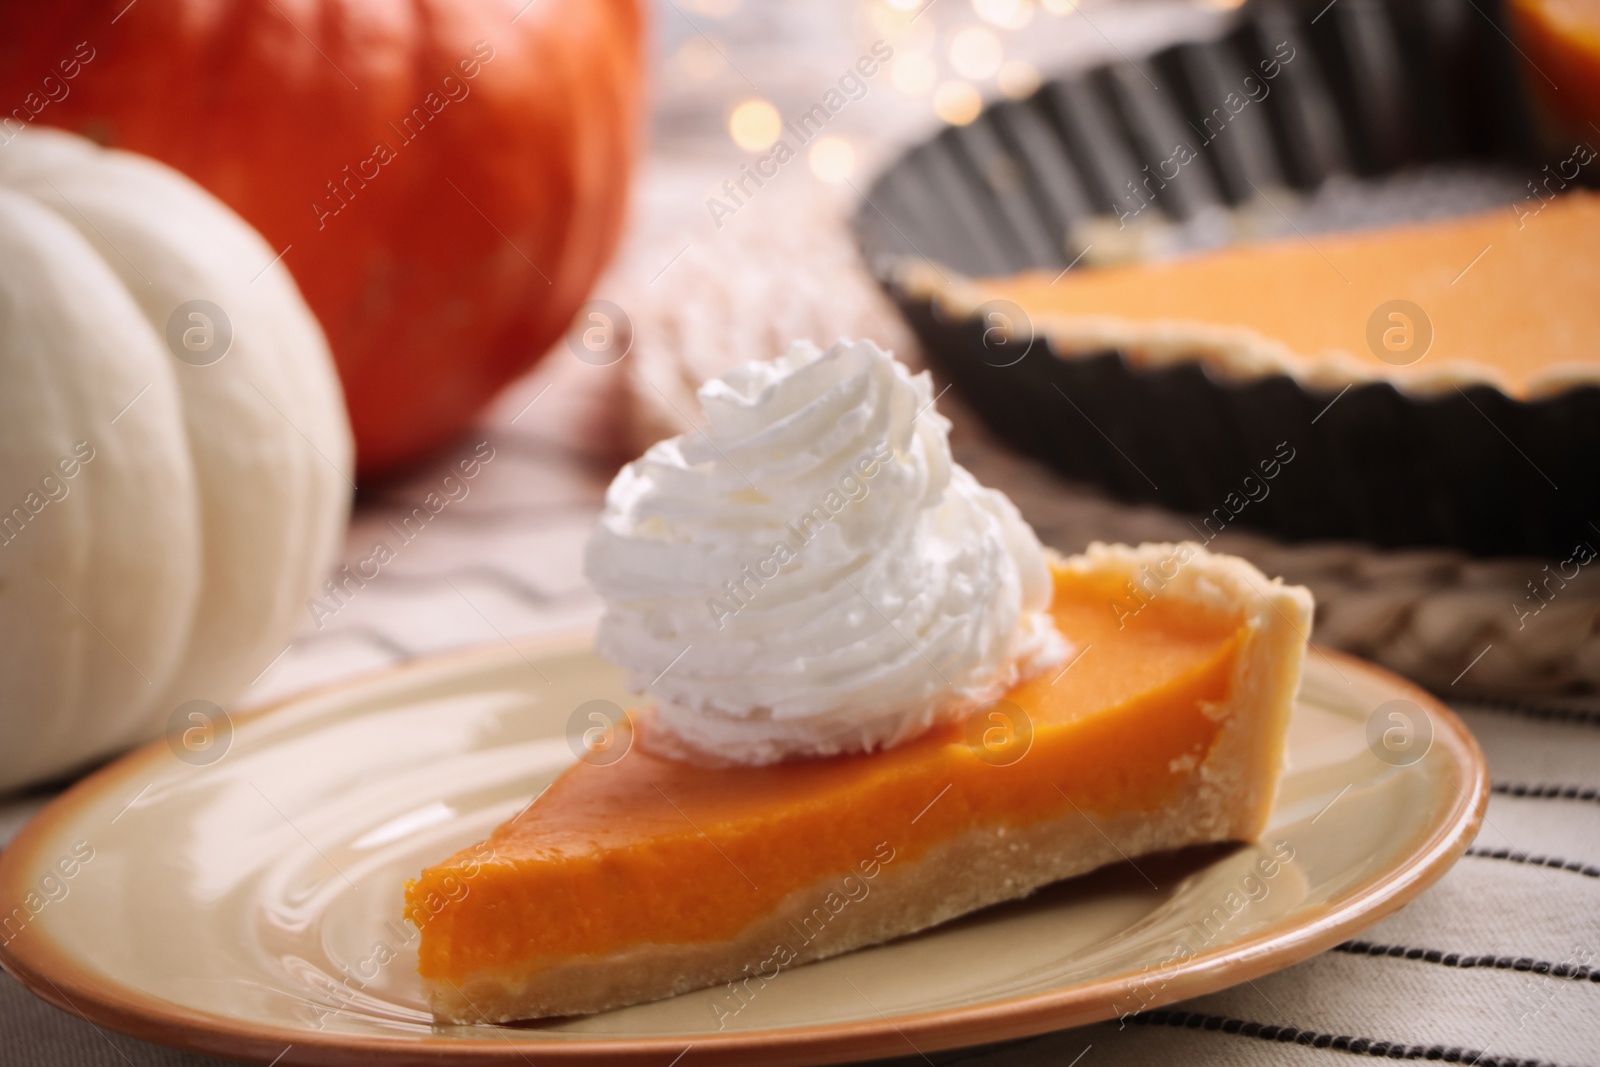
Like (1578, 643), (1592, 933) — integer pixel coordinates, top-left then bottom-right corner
(405, 340), (1312, 1023)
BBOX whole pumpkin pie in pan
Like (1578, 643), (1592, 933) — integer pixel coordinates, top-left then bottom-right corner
(405, 341), (1313, 1023)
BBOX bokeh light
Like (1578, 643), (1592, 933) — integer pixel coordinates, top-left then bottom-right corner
(869, 0), (919, 33)
(808, 137), (857, 183)
(933, 80), (983, 125)
(997, 58), (1041, 98)
(949, 27), (1003, 80)
(728, 99), (782, 152)
(972, 0), (1035, 29)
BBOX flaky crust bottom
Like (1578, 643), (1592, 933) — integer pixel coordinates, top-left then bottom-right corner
(424, 544), (1312, 1024)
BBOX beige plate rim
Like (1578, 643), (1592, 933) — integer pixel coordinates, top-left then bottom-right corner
(0, 637), (1488, 1067)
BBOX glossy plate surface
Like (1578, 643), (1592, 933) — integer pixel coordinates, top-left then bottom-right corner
(0, 636), (1485, 1065)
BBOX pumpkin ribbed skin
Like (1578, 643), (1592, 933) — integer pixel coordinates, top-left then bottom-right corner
(0, 128), (351, 790)
(0, 0), (644, 475)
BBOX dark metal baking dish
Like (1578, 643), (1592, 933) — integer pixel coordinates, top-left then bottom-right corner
(854, 0), (1600, 558)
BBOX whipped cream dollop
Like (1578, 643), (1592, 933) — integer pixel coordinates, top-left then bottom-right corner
(584, 339), (1068, 764)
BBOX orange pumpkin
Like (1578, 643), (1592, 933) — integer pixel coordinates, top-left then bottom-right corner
(0, 0), (643, 475)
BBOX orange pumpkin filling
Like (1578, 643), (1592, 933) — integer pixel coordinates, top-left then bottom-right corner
(971, 192), (1600, 395)
(407, 567), (1246, 981)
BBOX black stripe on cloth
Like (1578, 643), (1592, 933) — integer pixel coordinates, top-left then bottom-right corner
(1333, 941), (1599, 982)
(1492, 783), (1600, 804)
(1466, 848), (1600, 879)
(1121, 1010), (1584, 1066)
(1445, 696), (1600, 729)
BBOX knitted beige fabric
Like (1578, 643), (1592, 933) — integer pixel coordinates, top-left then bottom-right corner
(611, 185), (921, 456)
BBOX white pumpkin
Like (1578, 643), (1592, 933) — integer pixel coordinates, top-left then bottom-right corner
(0, 128), (351, 791)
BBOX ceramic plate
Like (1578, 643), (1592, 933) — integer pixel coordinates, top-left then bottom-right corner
(0, 635), (1485, 1066)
